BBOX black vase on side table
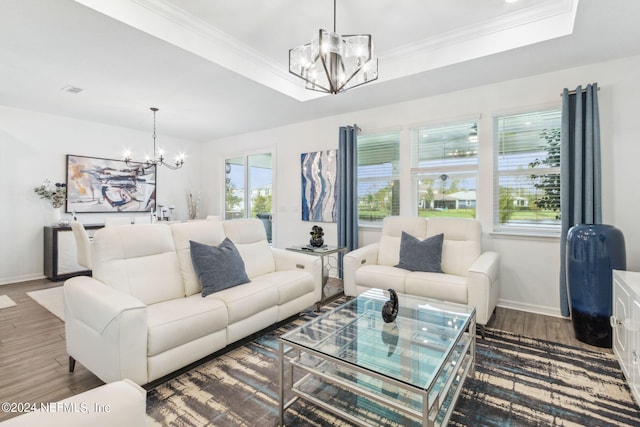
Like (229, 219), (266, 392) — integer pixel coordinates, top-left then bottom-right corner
(309, 225), (325, 248)
(566, 224), (626, 348)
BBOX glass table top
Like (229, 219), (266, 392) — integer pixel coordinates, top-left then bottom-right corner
(286, 245), (346, 254)
(281, 288), (475, 391)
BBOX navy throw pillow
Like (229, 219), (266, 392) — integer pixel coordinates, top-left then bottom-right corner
(395, 232), (444, 273)
(190, 238), (250, 297)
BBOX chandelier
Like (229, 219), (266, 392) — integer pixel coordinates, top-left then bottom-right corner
(124, 107), (184, 171)
(289, 0), (378, 94)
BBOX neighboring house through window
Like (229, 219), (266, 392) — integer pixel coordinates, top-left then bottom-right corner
(410, 120), (479, 219)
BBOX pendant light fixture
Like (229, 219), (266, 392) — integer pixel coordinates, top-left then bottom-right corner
(289, 0), (378, 94)
(124, 107), (184, 171)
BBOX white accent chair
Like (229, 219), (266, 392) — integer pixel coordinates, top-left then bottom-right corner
(70, 221), (92, 269)
(0, 380), (146, 427)
(343, 216), (500, 327)
(64, 219), (322, 385)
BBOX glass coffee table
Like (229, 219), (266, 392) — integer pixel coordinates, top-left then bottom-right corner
(279, 288), (475, 426)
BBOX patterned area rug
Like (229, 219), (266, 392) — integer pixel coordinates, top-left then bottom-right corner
(147, 303), (640, 426)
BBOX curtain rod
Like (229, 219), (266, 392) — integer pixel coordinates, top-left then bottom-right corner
(560, 86), (601, 97)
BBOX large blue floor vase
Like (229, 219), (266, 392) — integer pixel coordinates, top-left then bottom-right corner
(566, 224), (626, 348)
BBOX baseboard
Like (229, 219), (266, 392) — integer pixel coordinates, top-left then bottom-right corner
(0, 274), (46, 286)
(497, 298), (564, 319)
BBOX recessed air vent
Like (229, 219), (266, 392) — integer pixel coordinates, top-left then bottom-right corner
(61, 85), (84, 94)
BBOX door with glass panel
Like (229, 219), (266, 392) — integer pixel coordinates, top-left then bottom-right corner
(225, 153), (273, 242)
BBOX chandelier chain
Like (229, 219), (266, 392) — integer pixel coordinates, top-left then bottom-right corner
(333, 0), (336, 32)
(152, 107), (158, 160)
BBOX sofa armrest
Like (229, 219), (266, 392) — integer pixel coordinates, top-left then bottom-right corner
(272, 248), (322, 292)
(466, 251), (500, 325)
(343, 243), (379, 296)
(64, 277), (148, 385)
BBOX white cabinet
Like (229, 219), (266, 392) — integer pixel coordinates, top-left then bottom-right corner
(611, 270), (640, 404)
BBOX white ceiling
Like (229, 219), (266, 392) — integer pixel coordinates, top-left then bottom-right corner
(1, 0), (640, 142)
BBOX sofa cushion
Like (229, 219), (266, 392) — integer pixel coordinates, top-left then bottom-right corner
(404, 272), (467, 304)
(235, 240), (276, 279)
(190, 239), (251, 297)
(427, 218), (481, 277)
(355, 265), (408, 294)
(146, 294), (228, 357)
(224, 219), (275, 278)
(171, 220), (226, 296)
(210, 281), (278, 324)
(250, 270), (315, 305)
(395, 232), (443, 273)
(92, 224), (184, 305)
(377, 235), (402, 267)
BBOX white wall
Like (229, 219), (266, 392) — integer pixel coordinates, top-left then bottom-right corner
(2, 55), (638, 315)
(0, 107), (202, 284)
(204, 55), (640, 317)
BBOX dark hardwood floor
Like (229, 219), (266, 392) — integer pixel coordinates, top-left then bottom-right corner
(0, 277), (610, 422)
(0, 278), (103, 421)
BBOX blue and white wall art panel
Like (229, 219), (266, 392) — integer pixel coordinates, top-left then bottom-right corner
(301, 150), (338, 222)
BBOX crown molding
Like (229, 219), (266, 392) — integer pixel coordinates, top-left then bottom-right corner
(381, 0), (578, 81)
(74, 0), (578, 101)
(74, 0), (323, 101)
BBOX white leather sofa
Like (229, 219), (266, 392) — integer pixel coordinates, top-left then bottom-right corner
(63, 219), (321, 385)
(0, 380), (146, 427)
(343, 216), (500, 326)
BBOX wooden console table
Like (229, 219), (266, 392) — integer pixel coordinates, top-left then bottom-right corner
(44, 224), (103, 281)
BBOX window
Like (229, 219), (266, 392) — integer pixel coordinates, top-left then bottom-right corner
(357, 132), (400, 225)
(410, 120), (479, 219)
(494, 110), (561, 233)
(224, 153), (272, 241)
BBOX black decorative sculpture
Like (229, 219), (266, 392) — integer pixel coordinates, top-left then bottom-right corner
(309, 225), (325, 247)
(381, 288), (399, 323)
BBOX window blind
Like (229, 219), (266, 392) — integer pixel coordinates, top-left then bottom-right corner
(357, 132), (400, 224)
(494, 110), (561, 232)
(410, 120), (479, 218)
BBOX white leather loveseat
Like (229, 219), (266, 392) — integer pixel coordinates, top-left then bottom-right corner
(343, 216), (500, 326)
(63, 219), (321, 385)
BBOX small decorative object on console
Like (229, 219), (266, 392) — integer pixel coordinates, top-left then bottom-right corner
(309, 225), (325, 247)
(187, 191), (200, 220)
(381, 288), (399, 323)
(34, 179), (67, 208)
(34, 180), (68, 225)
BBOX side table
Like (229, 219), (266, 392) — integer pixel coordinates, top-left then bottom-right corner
(286, 245), (347, 303)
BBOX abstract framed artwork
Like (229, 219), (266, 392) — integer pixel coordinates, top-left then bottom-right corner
(65, 154), (156, 213)
(301, 150), (338, 222)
